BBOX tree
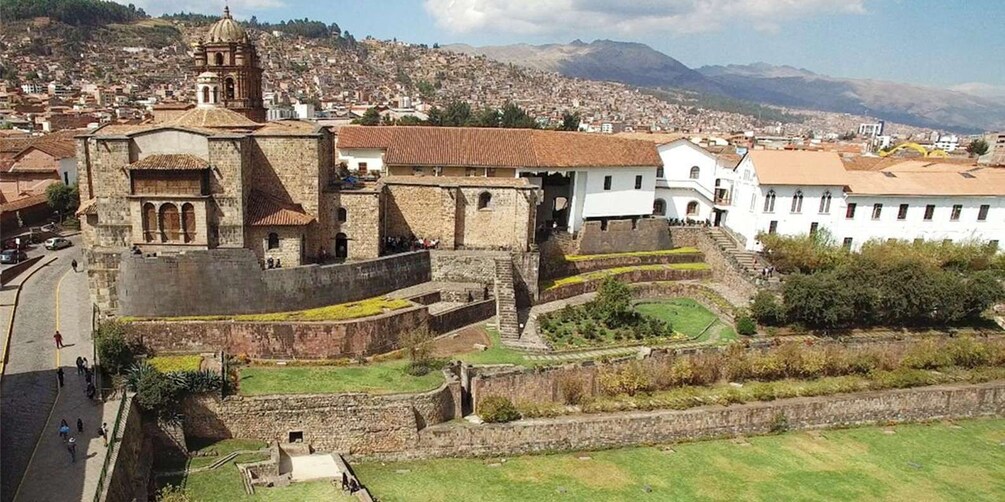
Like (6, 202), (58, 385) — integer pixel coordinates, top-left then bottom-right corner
(352, 107), (381, 126)
(559, 111), (581, 131)
(95, 320), (134, 374)
(593, 277), (634, 325)
(470, 106), (500, 127)
(782, 272), (856, 329)
(750, 291), (785, 326)
(45, 182), (80, 220)
(442, 101), (472, 127)
(966, 138), (989, 157)
(498, 102), (536, 129)
(735, 316), (757, 336)
(400, 326), (434, 375)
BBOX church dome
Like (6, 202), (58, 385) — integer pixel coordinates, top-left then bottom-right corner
(206, 6), (248, 43)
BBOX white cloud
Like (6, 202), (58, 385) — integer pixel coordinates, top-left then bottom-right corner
(424, 0), (866, 36)
(130, 0), (285, 17)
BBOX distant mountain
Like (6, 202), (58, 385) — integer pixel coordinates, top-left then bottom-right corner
(447, 40), (1005, 133)
(445, 39), (723, 94)
(698, 63), (1005, 133)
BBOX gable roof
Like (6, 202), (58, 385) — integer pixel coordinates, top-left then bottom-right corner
(130, 154), (209, 170)
(337, 126), (662, 169)
(246, 190), (314, 226)
(844, 169), (1005, 197)
(745, 150), (848, 186)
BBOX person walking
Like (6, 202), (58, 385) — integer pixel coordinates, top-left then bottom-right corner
(81, 357), (88, 372)
(71, 259), (78, 272)
(341, 472), (349, 492)
(67, 437), (76, 463)
(98, 423), (108, 447)
(56, 367), (64, 387)
(53, 331), (64, 349)
(86, 382), (96, 400)
(58, 420), (70, 440)
(76, 418), (83, 434)
(84, 368), (92, 386)
(75, 356), (84, 375)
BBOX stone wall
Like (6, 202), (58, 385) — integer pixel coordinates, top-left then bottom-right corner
(389, 381), (1005, 461)
(130, 304), (429, 359)
(671, 227), (756, 303)
(101, 397), (152, 502)
(545, 251), (705, 280)
(577, 218), (672, 255)
(430, 250), (540, 305)
(429, 299), (496, 334)
(117, 249), (430, 317)
(538, 267), (712, 304)
(180, 374), (463, 455)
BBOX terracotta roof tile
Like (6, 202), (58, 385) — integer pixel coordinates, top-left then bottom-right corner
(0, 193), (48, 212)
(337, 126), (661, 169)
(246, 190), (314, 226)
(167, 107), (261, 130)
(379, 175), (533, 188)
(845, 169), (1005, 197)
(746, 150), (848, 186)
(130, 154), (209, 170)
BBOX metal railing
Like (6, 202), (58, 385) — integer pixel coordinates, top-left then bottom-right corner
(92, 394), (130, 502)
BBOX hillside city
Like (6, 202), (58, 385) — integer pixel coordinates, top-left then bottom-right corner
(1, 2), (1004, 502)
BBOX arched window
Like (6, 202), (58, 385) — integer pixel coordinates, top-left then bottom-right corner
(212, 87), (219, 103)
(158, 203), (179, 242)
(686, 201), (699, 216)
(478, 191), (492, 209)
(181, 203), (196, 243)
(790, 190), (803, 213)
(214, 52), (224, 66)
(337, 207), (347, 223)
(653, 199), (666, 216)
(201, 86), (210, 104)
(225, 77), (235, 100)
(689, 166), (700, 179)
(763, 190), (776, 212)
(142, 203), (157, 242)
(267, 232), (280, 250)
(819, 191), (832, 214)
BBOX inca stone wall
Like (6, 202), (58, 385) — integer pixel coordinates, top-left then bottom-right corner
(324, 189), (382, 260)
(430, 250), (540, 305)
(577, 218), (672, 255)
(101, 397), (153, 502)
(537, 267), (711, 304)
(544, 250), (705, 279)
(671, 227), (757, 303)
(117, 249), (431, 317)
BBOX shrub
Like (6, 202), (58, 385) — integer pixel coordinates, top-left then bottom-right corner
(946, 336), (990, 368)
(557, 373), (586, 405)
(156, 485), (191, 502)
(400, 326), (434, 374)
(769, 413), (789, 433)
(480, 396), (520, 423)
(750, 383), (776, 401)
(598, 362), (653, 396)
(95, 320), (135, 375)
(902, 340), (953, 370)
(750, 291), (785, 326)
(735, 316), (757, 337)
(128, 362), (180, 417)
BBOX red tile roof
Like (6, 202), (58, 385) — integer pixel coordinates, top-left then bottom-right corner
(130, 154), (210, 170)
(0, 193), (48, 213)
(246, 190), (314, 226)
(337, 126), (662, 169)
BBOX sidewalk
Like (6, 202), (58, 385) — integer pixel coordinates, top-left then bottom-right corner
(0, 256), (57, 378)
(13, 264), (119, 502)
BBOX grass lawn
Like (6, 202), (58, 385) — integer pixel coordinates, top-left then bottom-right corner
(124, 296), (412, 323)
(239, 359), (445, 395)
(635, 298), (718, 338)
(148, 354), (203, 373)
(564, 247), (700, 261)
(455, 327), (538, 367)
(543, 263), (711, 290)
(159, 439), (350, 501)
(355, 418), (1005, 502)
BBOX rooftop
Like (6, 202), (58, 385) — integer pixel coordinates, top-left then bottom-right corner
(746, 150), (848, 186)
(246, 190), (314, 226)
(130, 154), (209, 170)
(844, 168), (1005, 197)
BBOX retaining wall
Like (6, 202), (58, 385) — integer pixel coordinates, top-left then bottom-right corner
(0, 255), (43, 285)
(538, 268), (711, 304)
(100, 397), (152, 502)
(671, 227), (756, 303)
(577, 218), (672, 255)
(545, 251), (704, 280)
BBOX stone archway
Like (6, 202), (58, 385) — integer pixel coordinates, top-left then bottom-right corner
(335, 233), (348, 259)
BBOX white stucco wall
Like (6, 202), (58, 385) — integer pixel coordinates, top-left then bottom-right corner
(58, 157), (77, 185)
(579, 167), (657, 219)
(337, 147), (385, 173)
(131, 129), (210, 160)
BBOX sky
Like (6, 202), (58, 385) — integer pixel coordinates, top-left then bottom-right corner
(131, 0), (1005, 95)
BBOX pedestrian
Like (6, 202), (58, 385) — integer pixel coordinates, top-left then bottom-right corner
(86, 382), (96, 400)
(349, 478), (359, 493)
(84, 368), (92, 385)
(58, 420), (70, 439)
(75, 356), (84, 375)
(81, 357), (88, 372)
(56, 367), (64, 387)
(76, 418), (83, 434)
(67, 437), (76, 463)
(266, 257), (274, 269)
(71, 259), (78, 272)
(98, 422), (108, 447)
(341, 472), (349, 491)
(53, 331), (64, 349)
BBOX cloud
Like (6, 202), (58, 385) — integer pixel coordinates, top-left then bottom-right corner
(130, 0), (285, 17)
(424, 0), (866, 36)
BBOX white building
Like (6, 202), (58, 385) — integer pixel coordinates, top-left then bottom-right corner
(654, 139), (719, 224)
(293, 103), (315, 120)
(933, 134), (960, 152)
(858, 122), (884, 137)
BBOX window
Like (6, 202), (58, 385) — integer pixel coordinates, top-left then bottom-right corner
(181, 203), (196, 243)
(201, 86), (210, 104)
(924, 204), (935, 221)
(749, 193), (757, 211)
(763, 190), (776, 212)
(978, 204), (990, 221)
(603, 175), (612, 190)
(412, 166), (425, 175)
(433, 166), (443, 176)
(950, 204), (962, 221)
(158, 203), (180, 242)
(653, 199), (666, 216)
(337, 207), (347, 223)
(809, 222), (819, 235)
(768, 220), (778, 234)
(478, 191), (492, 209)
(818, 191), (831, 214)
(898, 204), (909, 220)
(486, 168), (496, 177)
(842, 237), (853, 249)
(358, 162), (368, 174)
(225, 77), (235, 100)
(267, 232), (280, 250)
(289, 431), (303, 443)
(871, 203), (883, 220)
(465, 167), (476, 177)
(790, 190), (803, 213)
(686, 201), (699, 216)
(142, 203), (157, 243)
(846, 203), (857, 219)
(656, 166), (664, 178)
(214, 52), (224, 66)
(689, 166), (700, 179)
(634, 175), (643, 189)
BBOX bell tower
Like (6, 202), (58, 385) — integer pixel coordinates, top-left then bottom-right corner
(193, 6), (266, 122)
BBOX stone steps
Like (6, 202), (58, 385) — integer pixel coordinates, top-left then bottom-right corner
(493, 257), (520, 341)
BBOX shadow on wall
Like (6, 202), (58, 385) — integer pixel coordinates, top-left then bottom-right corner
(577, 218), (672, 255)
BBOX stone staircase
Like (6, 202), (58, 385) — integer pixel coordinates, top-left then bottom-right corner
(493, 256), (521, 342)
(706, 227), (779, 285)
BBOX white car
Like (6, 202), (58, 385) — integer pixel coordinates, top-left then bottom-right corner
(44, 237), (72, 250)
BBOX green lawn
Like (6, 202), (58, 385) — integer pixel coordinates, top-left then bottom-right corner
(564, 247), (700, 261)
(635, 298), (718, 338)
(355, 418), (1005, 502)
(125, 296), (412, 322)
(239, 359), (445, 395)
(455, 327), (538, 367)
(543, 263), (711, 290)
(159, 439), (350, 501)
(148, 354), (203, 373)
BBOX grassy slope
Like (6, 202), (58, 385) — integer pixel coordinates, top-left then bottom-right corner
(356, 419), (1005, 502)
(635, 298), (718, 338)
(544, 263), (710, 290)
(125, 296), (412, 323)
(564, 247), (700, 261)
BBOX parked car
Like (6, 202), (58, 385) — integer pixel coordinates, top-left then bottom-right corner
(0, 249), (28, 264)
(44, 237), (72, 250)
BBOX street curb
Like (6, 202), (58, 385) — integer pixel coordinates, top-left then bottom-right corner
(0, 255), (59, 381)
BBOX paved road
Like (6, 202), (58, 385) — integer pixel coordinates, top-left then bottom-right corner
(0, 239), (94, 502)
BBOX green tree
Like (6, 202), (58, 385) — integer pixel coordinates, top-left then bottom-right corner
(95, 320), (134, 374)
(592, 277), (634, 325)
(750, 291), (785, 326)
(558, 111), (581, 131)
(352, 107), (381, 126)
(498, 102), (536, 128)
(966, 138), (989, 157)
(442, 101), (472, 126)
(735, 316), (757, 336)
(45, 182), (80, 220)
(469, 106), (499, 127)
(782, 272), (856, 329)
